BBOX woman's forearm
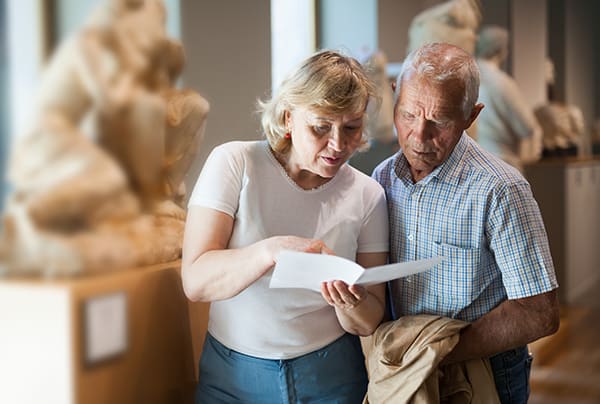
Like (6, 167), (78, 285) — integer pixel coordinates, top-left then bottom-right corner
(182, 240), (274, 302)
(335, 286), (385, 336)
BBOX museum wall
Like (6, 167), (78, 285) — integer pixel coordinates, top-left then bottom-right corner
(546, 0), (600, 138)
(562, 0), (597, 137)
(377, 0), (429, 62)
(318, 0), (377, 57)
(179, 0), (271, 195)
(510, 0), (547, 109)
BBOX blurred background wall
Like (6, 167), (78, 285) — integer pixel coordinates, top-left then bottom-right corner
(2, 0), (599, 204)
(180, 0), (271, 194)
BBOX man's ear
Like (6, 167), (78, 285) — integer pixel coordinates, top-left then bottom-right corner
(466, 103), (484, 129)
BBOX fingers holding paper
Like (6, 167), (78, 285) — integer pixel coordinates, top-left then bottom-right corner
(319, 251), (388, 336)
(321, 280), (368, 310)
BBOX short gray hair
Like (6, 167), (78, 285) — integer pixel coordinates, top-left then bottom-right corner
(394, 42), (480, 120)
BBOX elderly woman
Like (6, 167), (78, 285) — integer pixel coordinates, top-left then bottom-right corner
(182, 50), (389, 403)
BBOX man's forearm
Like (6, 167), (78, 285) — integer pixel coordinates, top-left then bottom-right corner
(442, 289), (560, 364)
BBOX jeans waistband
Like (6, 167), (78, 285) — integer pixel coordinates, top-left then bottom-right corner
(489, 345), (529, 367)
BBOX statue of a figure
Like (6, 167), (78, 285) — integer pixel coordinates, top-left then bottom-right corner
(475, 25), (542, 172)
(407, 0), (482, 55)
(534, 59), (586, 158)
(0, 0), (209, 276)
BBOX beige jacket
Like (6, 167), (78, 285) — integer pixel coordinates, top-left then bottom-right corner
(362, 315), (500, 404)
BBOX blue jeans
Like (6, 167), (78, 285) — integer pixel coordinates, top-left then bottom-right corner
(196, 333), (368, 404)
(489, 346), (533, 404)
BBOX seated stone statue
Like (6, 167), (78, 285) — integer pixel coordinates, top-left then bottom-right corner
(0, 0), (209, 276)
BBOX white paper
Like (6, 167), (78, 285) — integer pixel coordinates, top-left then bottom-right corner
(269, 251), (443, 291)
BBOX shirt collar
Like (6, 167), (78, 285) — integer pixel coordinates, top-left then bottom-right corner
(394, 134), (470, 186)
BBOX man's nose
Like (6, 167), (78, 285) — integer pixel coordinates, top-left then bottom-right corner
(411, 117), (431, 142)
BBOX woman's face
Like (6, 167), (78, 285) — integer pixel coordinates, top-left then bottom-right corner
(284, 106), (364, 189)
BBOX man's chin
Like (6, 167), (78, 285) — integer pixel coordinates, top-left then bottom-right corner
(407, 156), (435, 170)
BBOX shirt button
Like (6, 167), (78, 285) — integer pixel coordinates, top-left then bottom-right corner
(407, 234), (414, 241)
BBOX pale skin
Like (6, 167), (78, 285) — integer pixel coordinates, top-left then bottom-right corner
(392, 63), (560, 363)
(182, 106), (386, 336)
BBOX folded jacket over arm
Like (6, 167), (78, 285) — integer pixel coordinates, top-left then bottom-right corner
(362, 314), (500, 404)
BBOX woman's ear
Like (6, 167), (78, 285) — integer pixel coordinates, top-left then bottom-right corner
(284, 110), (291, 130)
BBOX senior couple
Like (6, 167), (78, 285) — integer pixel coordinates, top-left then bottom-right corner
(182, 43), (559, 404)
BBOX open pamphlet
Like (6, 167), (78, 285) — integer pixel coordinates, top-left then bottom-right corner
(269, 250), (443, 291)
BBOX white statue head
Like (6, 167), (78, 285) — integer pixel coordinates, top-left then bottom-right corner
(475, 25), (509, 62)
(407, 0), (482, 55)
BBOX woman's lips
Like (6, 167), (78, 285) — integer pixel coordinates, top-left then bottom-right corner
(322, 156), (342, 165)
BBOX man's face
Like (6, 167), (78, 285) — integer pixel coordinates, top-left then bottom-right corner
(394, 75), (472, 181)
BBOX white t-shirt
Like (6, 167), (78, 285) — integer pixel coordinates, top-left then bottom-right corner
(188, 140), (389, 359)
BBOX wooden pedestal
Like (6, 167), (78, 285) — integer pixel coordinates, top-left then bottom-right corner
(525, 157), (600, 304)
(0, 262), (209, 404)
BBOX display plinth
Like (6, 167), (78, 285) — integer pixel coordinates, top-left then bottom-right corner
(0, 261), (209, 404)
(525, 157), (600, 304)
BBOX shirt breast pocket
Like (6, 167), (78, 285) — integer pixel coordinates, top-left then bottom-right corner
(433, 241), (482, 315)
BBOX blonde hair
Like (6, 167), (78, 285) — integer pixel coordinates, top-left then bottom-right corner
(258, 50), (377, 154)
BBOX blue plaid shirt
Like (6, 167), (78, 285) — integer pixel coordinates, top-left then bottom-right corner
(373, 134), (558, 322)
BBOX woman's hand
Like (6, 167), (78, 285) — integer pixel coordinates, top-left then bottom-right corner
(264, 236), (333, 267)
(320, 281), (369, 311)
(321, 252), (387, 336)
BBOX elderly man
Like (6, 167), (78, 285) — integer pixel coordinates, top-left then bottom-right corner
(373, 43), (559, 403)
